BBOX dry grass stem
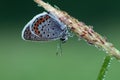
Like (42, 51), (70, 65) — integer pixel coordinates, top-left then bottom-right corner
(34, 0), (120, 59)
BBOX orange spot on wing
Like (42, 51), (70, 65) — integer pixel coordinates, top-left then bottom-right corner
(33, 16), (48, 35)
(38, 20), (42, 24)
(41, 18), (45, 22)
(45, 15), (50, 20)
(35, 30), (40, 35)
(33, 21), (39, 35)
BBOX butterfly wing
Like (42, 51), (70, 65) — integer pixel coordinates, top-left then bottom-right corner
(21, 20), (42, 41)
(22, 12), (68, 41)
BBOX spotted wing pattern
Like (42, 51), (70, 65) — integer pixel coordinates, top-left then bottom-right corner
(22, 21), (42, 41)
(22, 12), (68, 41)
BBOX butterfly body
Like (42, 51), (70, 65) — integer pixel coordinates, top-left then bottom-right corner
(22, 12), (68, 42)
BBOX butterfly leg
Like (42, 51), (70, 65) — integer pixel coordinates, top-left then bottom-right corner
(56, 40), (63, 56)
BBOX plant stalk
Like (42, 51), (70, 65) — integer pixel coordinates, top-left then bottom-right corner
(97, 56), (112, 80)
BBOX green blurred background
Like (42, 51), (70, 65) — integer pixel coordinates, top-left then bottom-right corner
(0, 0), (120, 80)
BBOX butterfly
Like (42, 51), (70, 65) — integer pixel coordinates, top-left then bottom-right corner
(22, 12), (68, 42)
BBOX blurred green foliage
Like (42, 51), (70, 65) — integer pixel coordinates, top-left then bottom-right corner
(0, 0), (120, 80)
